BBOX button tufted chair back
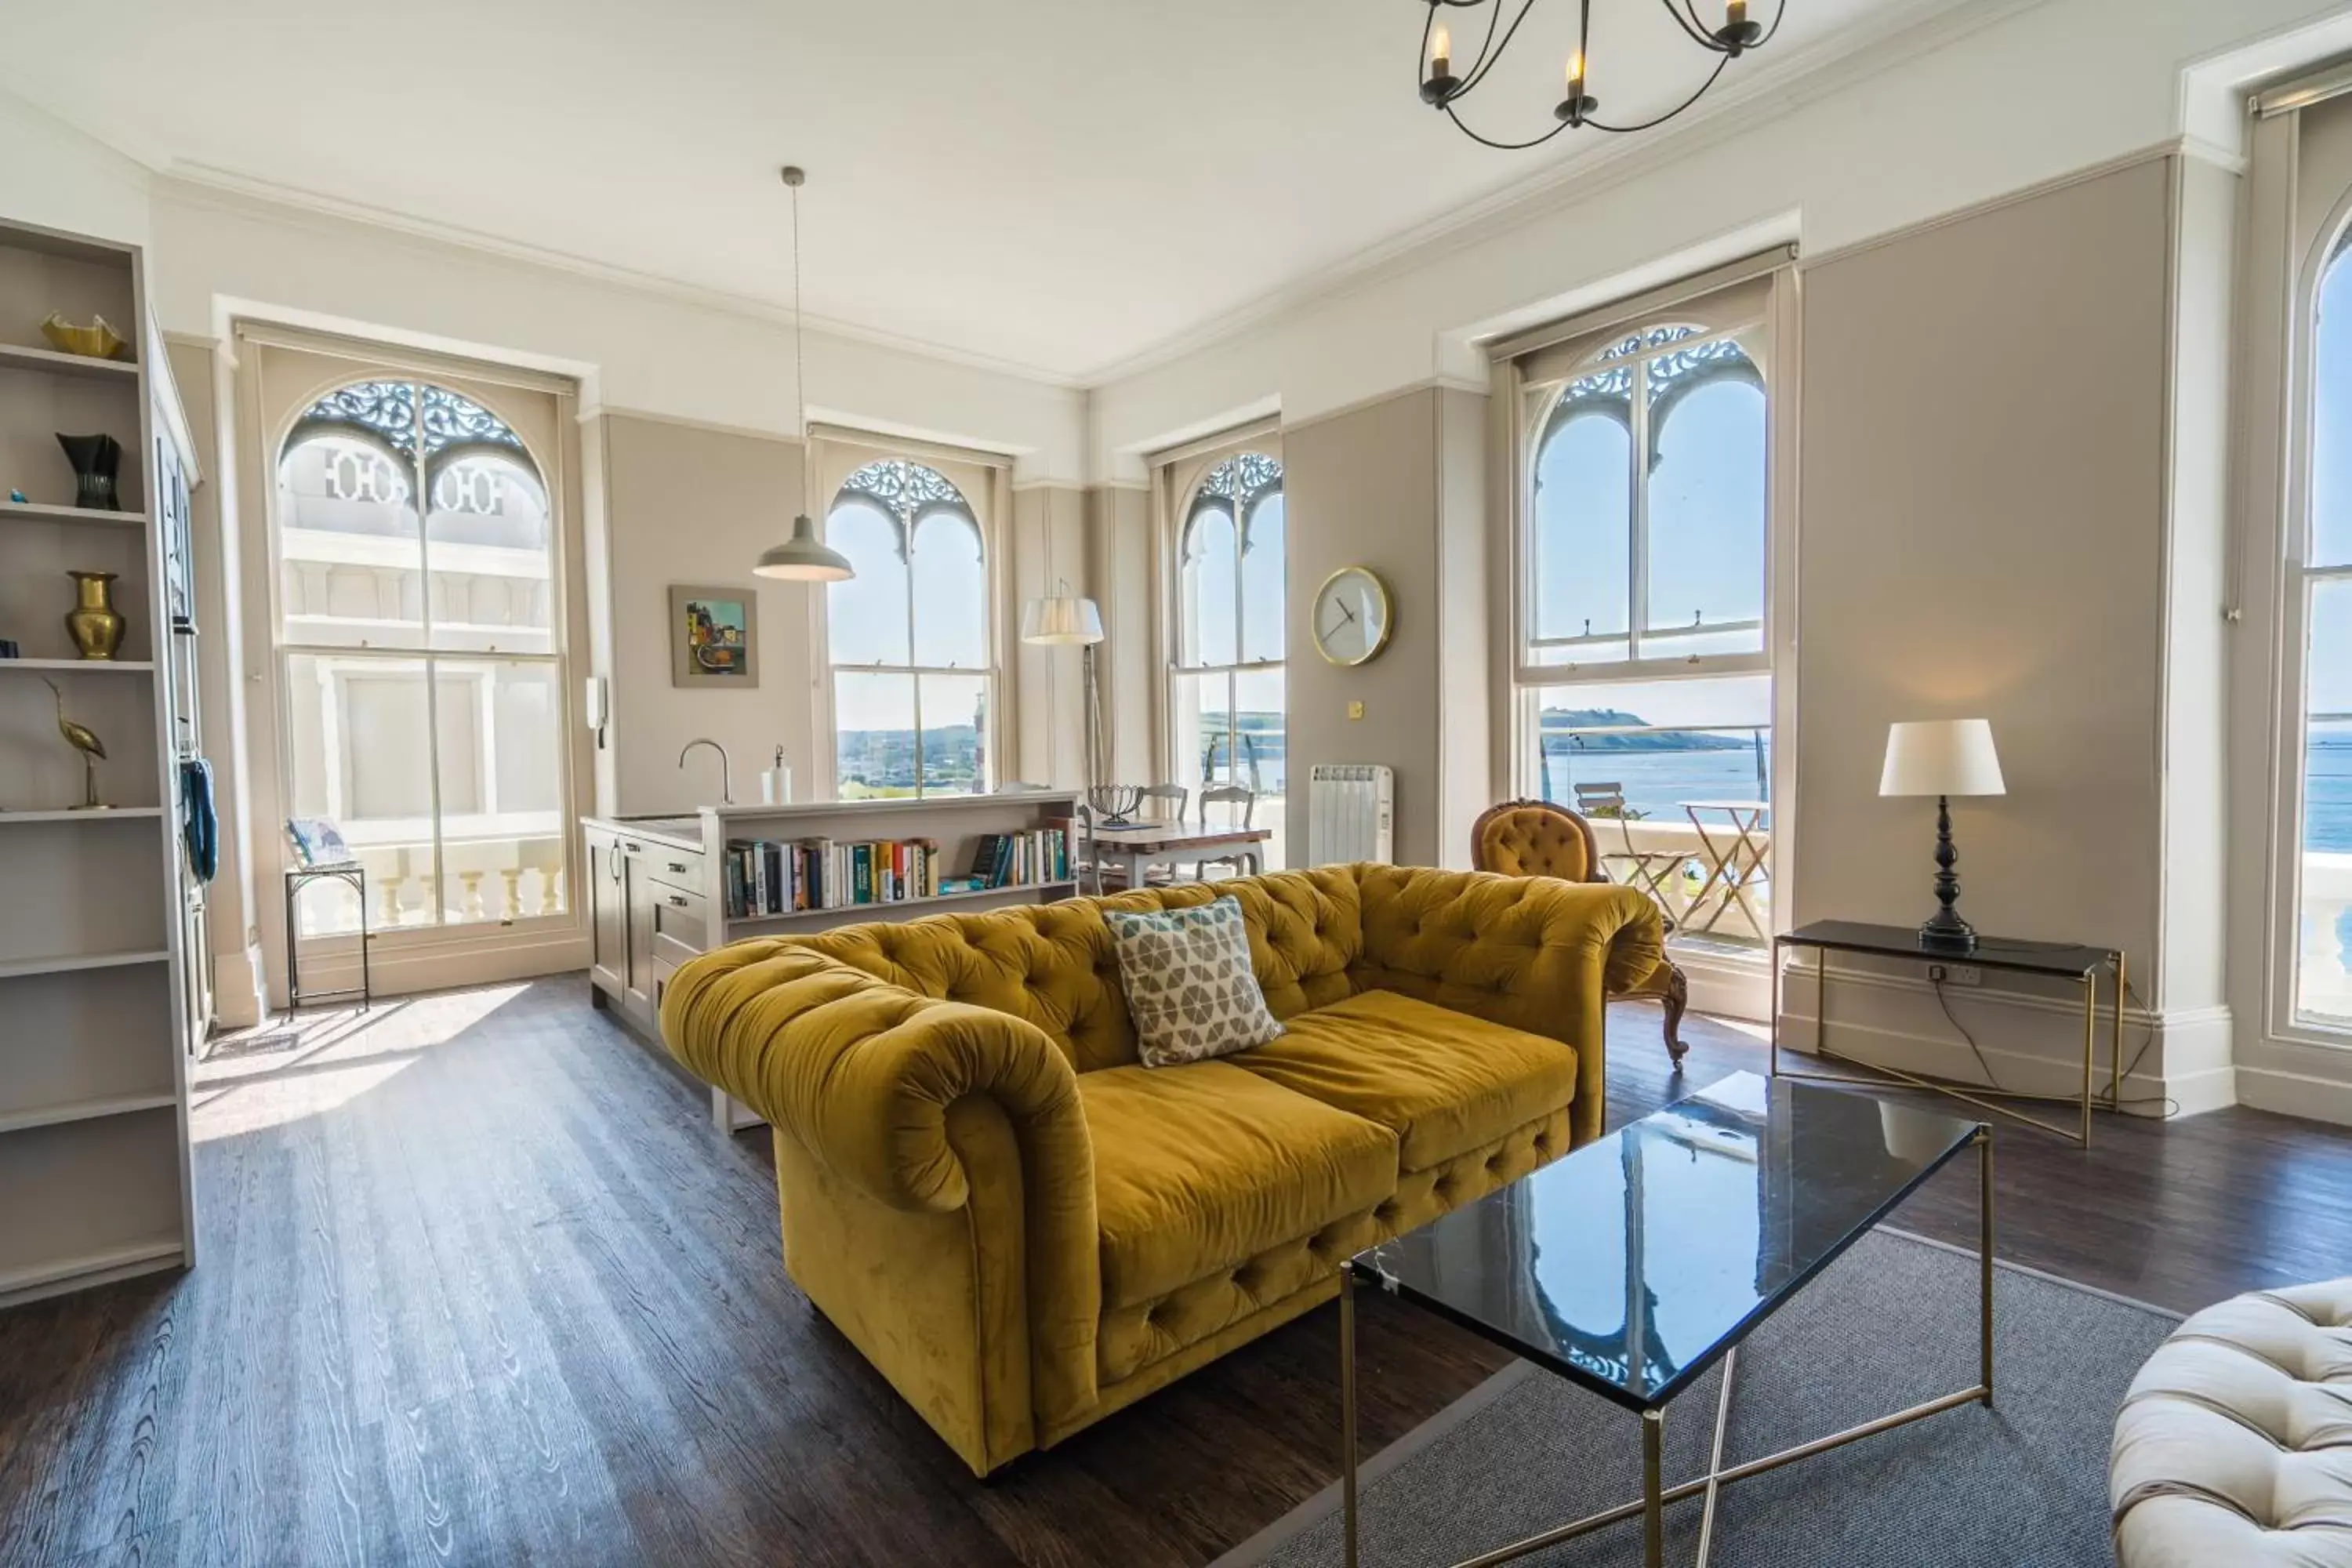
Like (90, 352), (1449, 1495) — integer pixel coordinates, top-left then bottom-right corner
(1469, 798), (1602, 884)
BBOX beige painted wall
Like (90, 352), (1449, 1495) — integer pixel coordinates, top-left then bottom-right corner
(1795, 159), (2171, 973)
(1010, 483), (1094, 789)
(1090, 483), (1155, 787)
(596, 412), (818, 815)
(1283, 389), (1447, 867)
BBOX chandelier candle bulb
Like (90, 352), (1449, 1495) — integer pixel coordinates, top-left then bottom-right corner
(1566, 49), (1584, 90)
(1430, 22), (1450, 76)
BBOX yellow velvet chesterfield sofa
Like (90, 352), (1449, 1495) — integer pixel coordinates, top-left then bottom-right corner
(659, 862), (1661, 1476)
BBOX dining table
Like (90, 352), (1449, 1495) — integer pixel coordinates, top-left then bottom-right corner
(1085, 821), (1273, 892)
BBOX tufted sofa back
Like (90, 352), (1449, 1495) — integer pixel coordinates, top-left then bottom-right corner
(774, 863), (1657, 1076)
(779, 866), (1361, 1073)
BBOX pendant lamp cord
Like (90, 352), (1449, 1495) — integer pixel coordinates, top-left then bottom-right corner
(789, 170), (809, 518)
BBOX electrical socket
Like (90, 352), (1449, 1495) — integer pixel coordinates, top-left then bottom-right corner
(1926, 962), (1982, 987)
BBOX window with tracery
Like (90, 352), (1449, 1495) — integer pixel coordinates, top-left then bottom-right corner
(274, 379), (566, 935)
(826, 459), (993, 797)
(1171, 449), (1287, 864)
(1512, 281), (1777, 946)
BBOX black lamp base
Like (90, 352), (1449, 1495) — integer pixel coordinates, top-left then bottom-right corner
(1917, 916), (1976, 955)
(1918, 793), (1976, 954)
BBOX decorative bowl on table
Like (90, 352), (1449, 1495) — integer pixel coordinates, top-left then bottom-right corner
(1087, 784), (1144, 828)
(40, 314), (128, 361)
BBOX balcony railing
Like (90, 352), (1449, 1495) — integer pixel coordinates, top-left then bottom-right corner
(2303, 851), (2352, 1027)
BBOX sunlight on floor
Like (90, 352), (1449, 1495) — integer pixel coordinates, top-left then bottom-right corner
(191, 983), (533, 1142)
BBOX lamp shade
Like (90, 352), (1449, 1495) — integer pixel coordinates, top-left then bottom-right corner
(1878, 718), (2005, 798)
(753, 514), (854, 582)
(1020, 593), (1105, 646)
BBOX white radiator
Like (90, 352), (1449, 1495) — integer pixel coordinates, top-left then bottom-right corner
(1308, 764), (1395, 866)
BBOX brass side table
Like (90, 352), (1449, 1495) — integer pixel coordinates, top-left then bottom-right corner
(1772, 919), (2125, 1147)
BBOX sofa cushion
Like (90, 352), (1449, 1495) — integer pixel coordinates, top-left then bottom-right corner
(1229, 989), (1578, 1174)
(1079, 1061), (1397, 1310)
(1103, 897), (1285, 1067)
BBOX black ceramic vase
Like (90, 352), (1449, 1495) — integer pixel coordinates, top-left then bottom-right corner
(56, 433), (123, 512)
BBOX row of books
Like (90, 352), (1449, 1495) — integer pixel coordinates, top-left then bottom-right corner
(721, 826), (1073, 919)
(966, 827), (1073, 892)
(724, 837), (943, 916)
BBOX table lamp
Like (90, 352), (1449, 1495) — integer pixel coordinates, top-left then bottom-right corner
(1878, 718), (2005, 953)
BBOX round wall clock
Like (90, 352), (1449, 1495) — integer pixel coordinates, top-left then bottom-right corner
(1311, 565), (1394, 666)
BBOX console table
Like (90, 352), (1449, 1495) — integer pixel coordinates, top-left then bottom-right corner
(1771, 919), (2125, 1146)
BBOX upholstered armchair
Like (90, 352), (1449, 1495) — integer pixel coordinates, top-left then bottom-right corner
(1470, 798), (1689, 1062)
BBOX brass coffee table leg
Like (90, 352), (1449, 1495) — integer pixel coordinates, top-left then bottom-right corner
(1642, 1407), (1665, 1568)
(1341, 1266), (1359, 1568)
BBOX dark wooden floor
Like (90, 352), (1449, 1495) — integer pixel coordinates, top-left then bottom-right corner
(4, 978), (2350, 1567)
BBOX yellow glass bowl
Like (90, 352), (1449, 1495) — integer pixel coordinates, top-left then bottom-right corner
(40, 314), (127, 361)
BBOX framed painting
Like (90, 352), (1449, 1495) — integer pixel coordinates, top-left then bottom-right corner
(670, 584), (759, 688)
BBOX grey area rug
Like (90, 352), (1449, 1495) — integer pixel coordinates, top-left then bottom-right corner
(1216, 1229), (2177, 1568)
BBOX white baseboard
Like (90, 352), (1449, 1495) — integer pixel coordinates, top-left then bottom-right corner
(212, 940), (268, 1029)
(1774, 964), (2234, 1119)
(275, 933), (590, 1006)
(1676, 946), (1771, 1022)
(2236, 1062), (2352, 1127)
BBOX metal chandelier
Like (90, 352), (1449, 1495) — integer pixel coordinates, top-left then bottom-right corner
(1417, 0), (1780, 149)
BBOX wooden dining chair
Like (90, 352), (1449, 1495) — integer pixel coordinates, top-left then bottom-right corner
(1194, 784), (1258, 879)
(1469, 797), (1690, 1064)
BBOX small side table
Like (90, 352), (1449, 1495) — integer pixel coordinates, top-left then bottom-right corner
(285, 861), (371, 1011)
(1773, 919), (2124, 1146)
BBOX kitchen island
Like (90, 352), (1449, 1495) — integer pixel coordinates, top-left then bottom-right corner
(582, 790), (1083, 1130)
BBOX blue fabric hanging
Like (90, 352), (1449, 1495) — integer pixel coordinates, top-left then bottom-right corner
(180, 757), (218, 883)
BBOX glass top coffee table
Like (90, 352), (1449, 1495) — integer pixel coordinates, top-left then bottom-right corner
(1338, 1071), (1991, 1568)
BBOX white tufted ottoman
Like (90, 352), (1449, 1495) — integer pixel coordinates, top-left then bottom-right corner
(2111, 1279), (2352, 1565)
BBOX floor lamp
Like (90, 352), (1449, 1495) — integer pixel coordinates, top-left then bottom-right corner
(1019, 584), (1106, 795)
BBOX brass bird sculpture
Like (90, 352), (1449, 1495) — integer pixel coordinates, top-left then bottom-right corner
(43, 677), (107, 811)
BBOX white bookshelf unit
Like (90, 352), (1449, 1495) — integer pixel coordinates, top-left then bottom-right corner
(0, 216), (197, 1307)
(689, 793), (1080, 1132)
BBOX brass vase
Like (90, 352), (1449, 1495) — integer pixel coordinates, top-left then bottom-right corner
(64, 570), (125, 660)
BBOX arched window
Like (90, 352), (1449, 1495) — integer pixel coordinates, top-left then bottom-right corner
(2298, 241), (2352, 1025)
(1512, 284), (1777, 946)
(826, 459), (993, 797)
(1172, 449), (1286, 864)
(274, 379), (566, 933)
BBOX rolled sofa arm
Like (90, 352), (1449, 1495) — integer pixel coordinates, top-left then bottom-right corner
(660, 938), (1094, 1214)
(1352, 865), (1665, 1145)
(661, 938), (1105, 1464)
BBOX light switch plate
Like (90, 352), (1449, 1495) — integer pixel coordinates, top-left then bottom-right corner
(1347, 700), (1366, 720)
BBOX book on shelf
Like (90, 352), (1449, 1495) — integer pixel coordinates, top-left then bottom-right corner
(722, 834), (948, 919)
(962, 826), (1071, 891)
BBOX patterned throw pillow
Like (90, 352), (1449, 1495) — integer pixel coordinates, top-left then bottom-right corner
(1104, 897), (1283, 1068)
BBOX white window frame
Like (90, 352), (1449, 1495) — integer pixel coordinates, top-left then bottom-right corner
(267, 379), (575, 939)
(1167, 449), (1285, 796)
(1491, 256), (1799, 998)
(1508, 285), (1775, 691)
(818, 455), (1002, 800)
(2272, 166), (2352, 1045)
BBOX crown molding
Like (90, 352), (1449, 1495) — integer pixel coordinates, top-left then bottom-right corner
(154, 167), (1088, 390)
(1074, 0), (2043, 389)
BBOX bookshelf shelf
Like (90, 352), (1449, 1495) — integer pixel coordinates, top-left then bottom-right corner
(0, 808), (165, 825)
(0, 498), (147, 528)
(0, 949), (171, 982)
(0, 1235), (182, 1301)
(728, 880), (1080, 927)
(0, 659), (156, 675)
(0, 341), (140, 383)
(0, 1091), (178, 1136)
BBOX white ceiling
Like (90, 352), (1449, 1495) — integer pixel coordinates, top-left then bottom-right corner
(0, 0), (1893, 383)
